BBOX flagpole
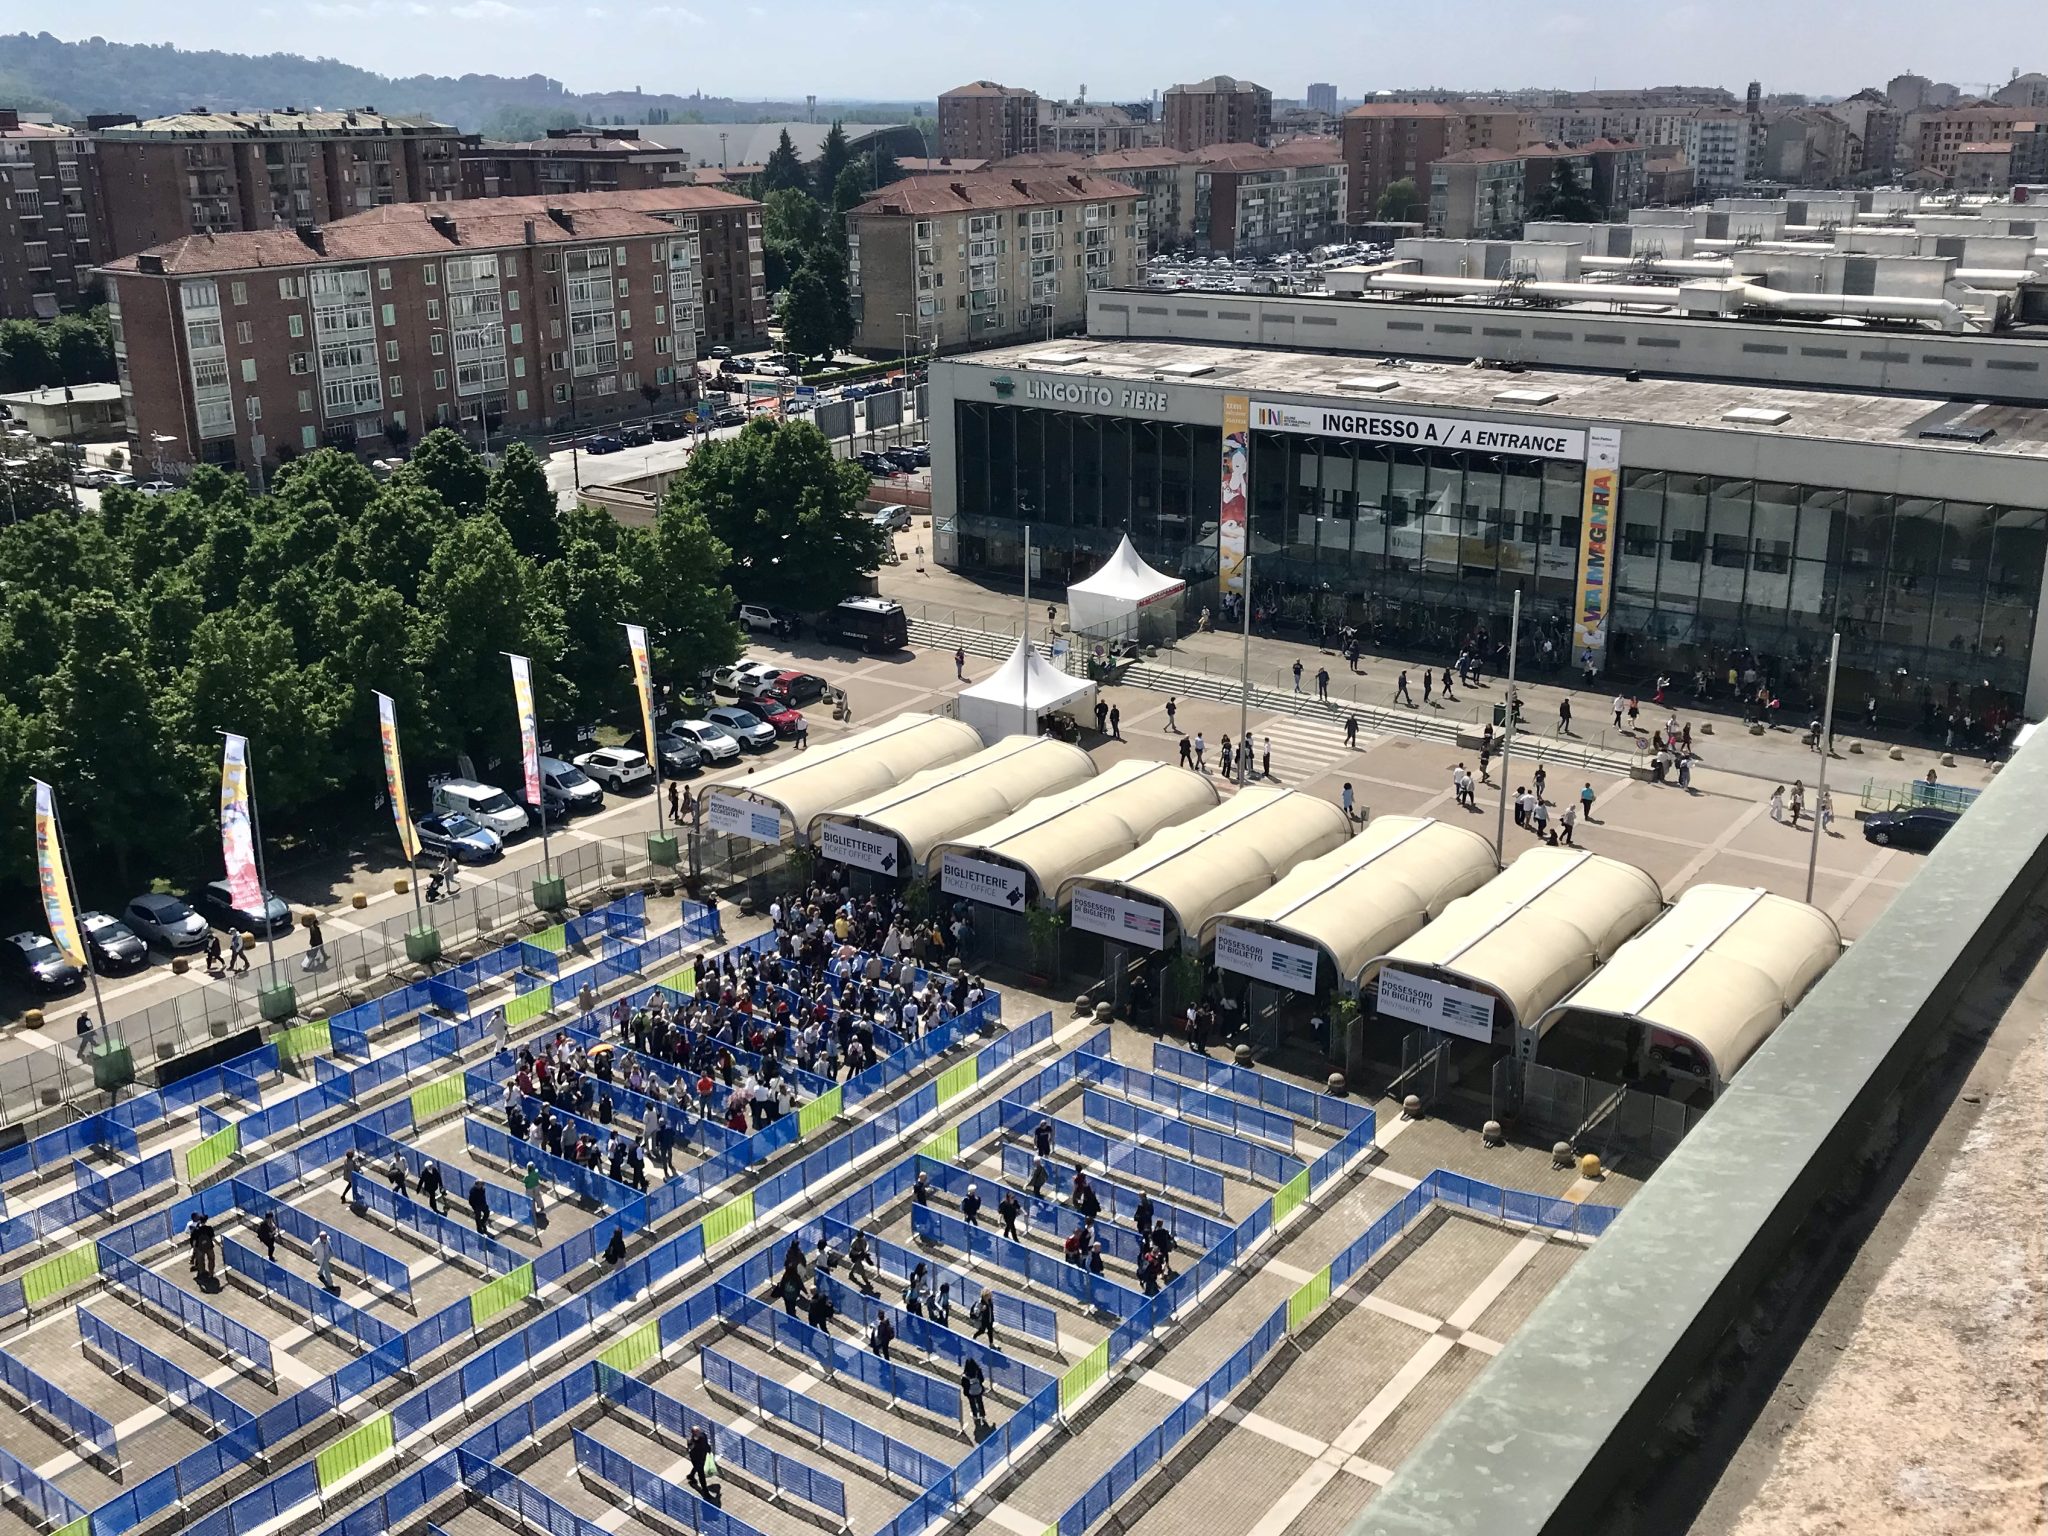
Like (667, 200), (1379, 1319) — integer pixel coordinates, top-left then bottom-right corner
(42, 787), (108, 1039)
(218, 729), (282, 973)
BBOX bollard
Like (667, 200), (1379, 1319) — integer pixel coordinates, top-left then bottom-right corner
(1073, 995), (1095, 1017)
(1402, 1093), (1422, 1120)
(1094, 1001), (1115, 1025)
(1552, 1140), (1574, 1168)
(1325, 1072), (1348, 1097)
(1482, 1119), (1503, 1146)
(351, 891), (368, 910)
(1578, 1153), (1603, 1180)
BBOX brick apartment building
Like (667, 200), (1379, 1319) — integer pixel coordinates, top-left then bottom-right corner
(1341, 102), (1456, 226)
(847, 172), (1142, 354)
(461, 130), (695, 198)
(0, 110), (107, 320)
(1162, 76), (1273, 151)
(102, 187), (766, 478)
(1908, 103), (2030, 181)
(92, 108), (465, 259)
(937, 82), (1042, 163)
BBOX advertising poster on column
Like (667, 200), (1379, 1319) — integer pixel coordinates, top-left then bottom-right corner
(219, 733), (263, 912)
(940, 851), (1028, 909)
(375, 692), (421, 860)
(1213, 924), (1320, 993)
(1219, 393), (1249, 593)
(1069, 886), (1167, 948)
(1375, 968), (1498, 1043)
(507, 653), (542, 809)
(31, 781), (86, 969)
(1572, 426), (1622, 668)
(705, 793), (783, 844)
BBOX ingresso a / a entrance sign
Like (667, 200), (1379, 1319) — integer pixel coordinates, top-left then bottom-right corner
(1069, 886), (1167, 949)
(1375, 968), (1497, 1043)
(940, 851), (1027, 909)
(1213, 924), (1319, 994)
(704, 793), (782, 844)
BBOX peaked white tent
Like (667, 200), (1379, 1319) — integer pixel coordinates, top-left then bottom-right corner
(1067, 536), (1186, 642)
(956, 638), (1096, 744)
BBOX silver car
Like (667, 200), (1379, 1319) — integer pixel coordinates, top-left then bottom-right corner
(705, 706), (777, 752)
(122, 892), (211, 951)
(672, 718), (743, 761)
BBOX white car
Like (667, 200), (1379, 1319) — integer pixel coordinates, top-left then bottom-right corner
(757, 362), (792, 378)
(704, 706), (777, 751)
(573, 747), (654, 790)
(871, 506), (912, 533)
(136, 480), (177, 496)
(672, 719), (743, 761)
(713, 660), (781, 695)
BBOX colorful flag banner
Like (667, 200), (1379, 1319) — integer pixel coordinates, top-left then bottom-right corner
(508, 654), (541, 808)
(31, 781), (86, 969)
(625, 624), (658, 770)
(375, 692), (420, 860)
(219, 733), (263, 913)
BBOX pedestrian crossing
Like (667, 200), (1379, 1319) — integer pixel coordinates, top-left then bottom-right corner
(1203, 711), (1371, 795)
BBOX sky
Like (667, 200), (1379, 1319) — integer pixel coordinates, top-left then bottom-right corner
(53, 0), (2048, 102)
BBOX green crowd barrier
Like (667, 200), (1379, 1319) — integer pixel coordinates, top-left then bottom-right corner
(505, 987), (552, 1026)
(797, 1085), (843, 1140)
(1059, 1337), (1109, 1413)
(919, 1125), (960, 1165)
(469, 1262), (536, 1328)
(659, 962), (697, 994)
(315, 1410), (394, 1491)
(532, 924), (568, 953)
(184, 1123), (241, 1185)
(934, 1057), (980, 1107)
(53, 1520), (88, 1536)
(273, 1020), (332, 1066)
(702, 1191), (755, 1250)
(1286, 1266), (1331, 1333)
(22, 1242), (100, 1308)
(597, 1319), (661, 1375)
(409, 1070), (468, 1126)
(1271, 1168), (1310, 1226)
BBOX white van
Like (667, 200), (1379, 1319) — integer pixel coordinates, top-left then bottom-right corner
(538, 755), (605, 814)
(432, 779), (530, 839)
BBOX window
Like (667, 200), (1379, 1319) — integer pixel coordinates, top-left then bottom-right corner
(434, 369), (448, 390)
(654, 305), (665, 325)
(431, 333), (445, 355)
(616, 278), (629, 298)
(513, 356), (526, 378)
(244, 395), (262, 420)
(516, 389), (528, 410)
(236, 321), (253, 345)
(278, 275), (304, 300)
(381, 304), (396, 327)
(620, 310), (631, 330)
(544, 254), (560, 272)
(290, 351), (311, 374)
(622, 371), (639, 392)
(385, 340), (400, 362)
(503, 256), (518, 278)
(230, 281), (247, 306)
(621, 341), (633, 361)
(615, 246), (628, 262)
(506, 290), (519, 311)
(553, 382), (569, 402)
(424, 265), (437, 286)
(240, 357), (257, 383)
(509, 323), (521, 345)
(288, 314), (304, 339)
(388, 374), (403, 397)
(377, 268), (392, 290)
(653, 274), (665, 294)
(427, 299), (441, 320)
(301, 425), (318, 450)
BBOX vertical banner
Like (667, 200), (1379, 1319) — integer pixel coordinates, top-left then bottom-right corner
(375, 693), (420, 860)
(624, 624), (657, 762)
(31, 781), (86, 969)
(507, 653), (542, 808)
(1220, 393), (1250, 594)
(1573, 425), (1622, 670)
(219, 733), (263, 912)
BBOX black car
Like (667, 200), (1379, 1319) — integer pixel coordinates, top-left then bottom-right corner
(80, 911), (149, 975)
(582, 434), (625, 455)
(884, 447), (922, 472)
(651, 730), (705, 777)
(516, 794), (570, 831)
(1862, 806), (1960, 851)
(649, 418), (687, 441)
(619, 422), (653, 447)
(714, 408), (745, 428)
(1, 932), (86, 994)
(857, 450), (892, 475)
(188, 880), (294, 938)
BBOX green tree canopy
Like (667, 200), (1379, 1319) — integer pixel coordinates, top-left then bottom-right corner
(779, 266), (838, 362)
(1376, 177), (1423, 222)
(814, 122), (851, 204)
(761, 129), (807, 193)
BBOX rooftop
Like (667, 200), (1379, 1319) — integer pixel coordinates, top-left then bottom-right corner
(946, 332), (2048, 460)
(854, 171), (1143, 216)
(95, 107), (455, 138)
(897, 156), (990, 174)
(1344, 101), (1458, 119)
(1166, 75), (1266, 96)
(939, 80), (1036, 99)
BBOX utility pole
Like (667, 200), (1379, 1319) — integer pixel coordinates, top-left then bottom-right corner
(1492, 590), (1522, 867)
(1238, 550), (1253, 783)
(1806, 631), (1840, 903)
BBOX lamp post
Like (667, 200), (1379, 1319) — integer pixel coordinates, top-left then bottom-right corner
(1492, 590), (1522, 867)
(1238, 549), (1253, 784)
(1806, 631), (1840, 903)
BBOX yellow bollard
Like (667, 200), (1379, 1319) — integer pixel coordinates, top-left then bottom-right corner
(351, 891), (368, 910)
(1578, 1153), (1604, 1180)
(393, 877), (410, 896)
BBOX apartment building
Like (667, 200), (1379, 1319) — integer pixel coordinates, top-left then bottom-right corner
(1038, 104), (1157, 157)
(1191, 141), (1347, 256)
(1162, 77), (1273, 151)
(101, 187), (764, 477)
(938, 82), (1041, 163)
(1429, 149), (1528, 238)
(461, 130), (694, 198)
(1306, 84), (1339, 117)
(1909, 104), (2029, 181)
(1683, 112), (1754, 192)
(0, 110), (107, 320)
(92, 108), (464, 259)
(1340, 102), (1456, 227)
(846, 172), (1142, 354)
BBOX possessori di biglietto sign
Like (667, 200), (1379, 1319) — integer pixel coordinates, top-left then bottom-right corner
(1249, 400), (1586, 461)
(1212, 924), (1320, 994)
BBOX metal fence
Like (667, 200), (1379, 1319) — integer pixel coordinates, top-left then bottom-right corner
(1497, 1059), (1701, 1165)
(1858, 775), (1982, 814)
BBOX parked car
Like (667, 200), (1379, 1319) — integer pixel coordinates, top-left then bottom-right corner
(713, 660), (782, 695)
(904, 441), (931, 466)
(735, 602), (799, 636)
(714, 407), (746, 427)
(749, 700), (804, 738)
(649, 417), (687, 441)
(704, 706), (777, 751)
(735, 674), (795, 709)
(709, 345), (732, 359)
(871, 505), (912, 533)
(431, 779), (531, 840)
(79, 911), (149, 975)
(856, 450), (892, 475)
(574, 747), (655, 791)
(769, 670), (829, 705)
(136, 480), (177, 496)
(757, 362), (792, 378)
(884, 447), (922, 473)
(725, 358), (755, 374)
(619, 422), (653, 447)
(651, 730), (705, 777)
(538, 755), (605, 813)
(188, 880), (293, 938)
(100, 470), (137, 489)
(413, 812), (504, 863)
(71, 466), (109, 488)
(1, 932), (84, 994)
(121, 893), (211, 952)
(581, 434), (625, 455)
(516, 795), (568, 831)
(1862, 805), (1959, 851)
(671, 719), (743, 762)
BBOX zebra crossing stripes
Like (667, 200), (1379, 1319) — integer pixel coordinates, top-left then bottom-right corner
(1204, 711), (1368, 794)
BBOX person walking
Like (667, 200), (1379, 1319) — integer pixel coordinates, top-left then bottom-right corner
(418, 1161), (444, 1214)
(313, 1228), (335, 1290)
(1192, 732), (1207, 772)
(1034, 1117), (1054, 1161)
(188, 1214), (217, 1282)
(1218, 733), (1232, 780)
(1580, 782), (1597, 823)
(256, 1210), (280, 1262)
(1613, 695), (1625, 730)
(998, 1189), (1021, 1241)
(868, 1311), (896, 1361)
(954, 646), (966, 680)
(970, 1289), (997, 1347)
(960, 1183), (983, 1228)
(524, 1162), (547, 1230)
(1818, 787), (1834, 836)
(1677, 752), (1693, 792)
(1395, 670), (1414, 706)
(1109, 704), (1122, 741)
(1292, 659), (1304, 694)
(228, 929), (249, 975)
(962, 1357), (990, 1432)
(1094, 698), (1110, 736)
(468, 1179), (491, 1237)
(667, 781), (681, 821)
(686, 1426), (715, 1499)
(795, 714), (808, 751)
(1768, 785), (1785, 824)
(1343, 714), (1358, 749)
(1558, 698), (1573, 735)
(301, 913), (327, 972)
(340, 1148), (363, 1206)
(1559, 803), (1578, 847)
(204, 931), (224, 977)
(1533, 763), (1548, 805)
(1789, 779), (1806, 827)
(387, 1157), (408, 1198)
(1165, 696), (1178, 733)
(1340, 782), (1356, 825)
(1316, 666), (1330, 702)
(1178, 735), (1193, 769)
(1422, 669), (1433, 706)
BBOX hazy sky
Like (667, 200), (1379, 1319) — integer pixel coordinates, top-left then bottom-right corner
(57, 1), (2046, 102)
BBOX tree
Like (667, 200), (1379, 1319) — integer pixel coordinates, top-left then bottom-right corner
(1376, 177), (1423, 223)
(833, 160), (873, 217)
(667, 416), (885, 608)
(168, 605), (344, 824)
(402, 428), (490, 514)
(482, 442), (562, 564)
(779, 266), (837, 363)
(1527, 159), (1603, 223)
(634, 505), (742, 684)
(761, 129), (807, 194)
(545, 534), (637, 724)
(806, 243), (855, 354)
(761, 187), (826, 292)
(814, 121), (851, 205)
(639, 382), (662, 409)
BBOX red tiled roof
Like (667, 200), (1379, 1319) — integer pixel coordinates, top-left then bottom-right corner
(854, 171), (1141, 216)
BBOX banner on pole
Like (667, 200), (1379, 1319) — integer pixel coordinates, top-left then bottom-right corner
(1220, 393), (1249, 594)
(219, 734), (263, 912)
(375, 693), (420, 860)
(508, 654), (542, 809)
(31, 781), (86, 969)
(625, 624), (658, 764)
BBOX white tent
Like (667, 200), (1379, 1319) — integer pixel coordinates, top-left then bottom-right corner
(1067, 536), (1186, 642)
(956, 638), (1097, 745)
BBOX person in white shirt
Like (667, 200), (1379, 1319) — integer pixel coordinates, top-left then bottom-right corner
(312, 1229), (335, 1290)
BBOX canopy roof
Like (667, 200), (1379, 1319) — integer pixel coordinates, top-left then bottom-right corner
(1062, 785), (1352, 940)
(1367, 846), (1664, 1028)
(709, 712), (982, 842)
(1203, 816), (1499, 981)
(811, 735), (1096, 869)
(957, 638), (1095, 743)
(927, 759), (1220, 903)
(1532, 884), (1841, 1090)
(1067, 535), (1185, 608)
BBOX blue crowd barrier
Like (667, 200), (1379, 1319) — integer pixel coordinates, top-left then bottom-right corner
(0, 1338), (118, 1461)
(810, 1271), (1053, 1399)
(716, 1284), (960, 1425)
(349, 1176), (528, 1276)
(221, 1236), (403, 1351)
(1081, 1089), (1304, 1187)
(100, 1250), (275, 1378)
(519, 941), (560, 977)
(816, 1218), (1060, 1345)
(463, 1117), (646, 1218)
(329, 1020), (372, 1059)
(698, 1346), (951, 1486)
(599, 1367), (848, 1520)
(79, 1304), (255, 1435)
(458, 1449), (610, 1536)
(1148, 1041), (1371, 1131)
(352, 1124), (539, 1231)
(321, 1452), (462, 1536)
(574, 1428), (774, 1536)
(996, 1146), (1233, 1253)
(1005, 1101), (1229, 1210)
(0, 1440), (84, 1528)
(911, 1205), (1145, 1317)
(681, 900), (721, 942)
(914, 1156), (1158, 1271)
(1079, 1058), (1299, 1150)
(229, 1181), (414, 1298)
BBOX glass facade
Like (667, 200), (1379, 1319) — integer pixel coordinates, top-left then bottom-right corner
(950, 401), (2045, 720)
